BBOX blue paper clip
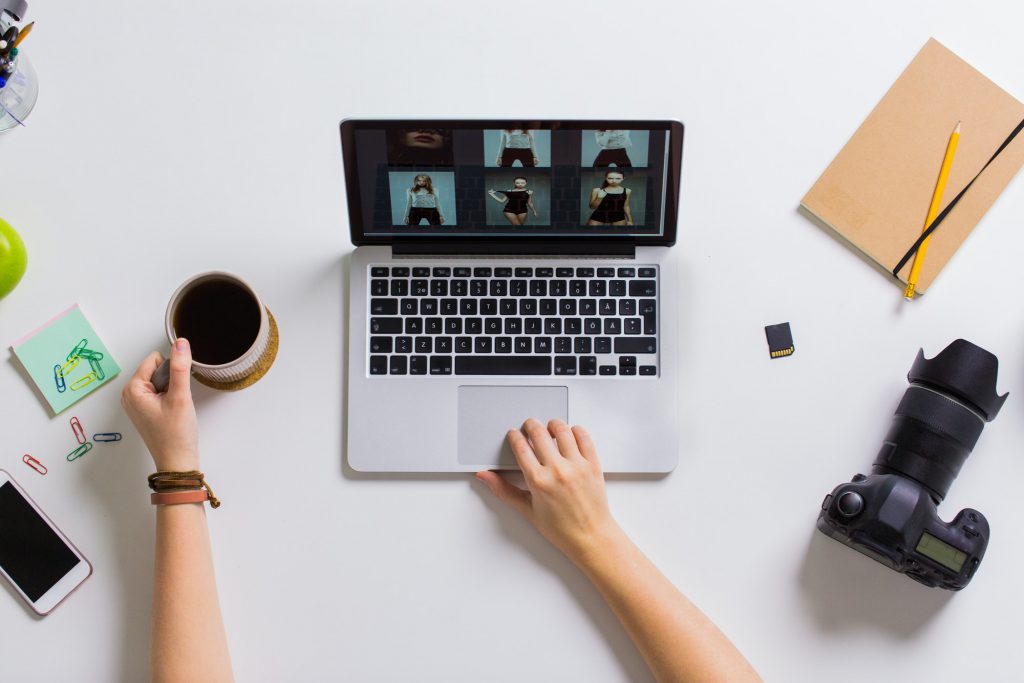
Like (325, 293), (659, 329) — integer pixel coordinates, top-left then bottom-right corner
(67, 442), (93, 462)
(87, 356), (105, 380)
(67, 339), (89, 361)
(70, 372), (98, 391)
(54, 364), (67, 393)
(61, 356), (81, 376)
(93, 432), (122, 442)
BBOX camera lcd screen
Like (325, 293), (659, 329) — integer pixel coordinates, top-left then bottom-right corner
(916, 532), (968, 572)
(0, 482), (81, 602)
(341, 120), (682, 240)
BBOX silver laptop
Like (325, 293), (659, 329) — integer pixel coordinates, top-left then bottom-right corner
(341, 120), (683, 472)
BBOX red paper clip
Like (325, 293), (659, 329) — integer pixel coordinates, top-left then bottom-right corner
(70, 416), (87, 444)
(23, 454), (47, 475)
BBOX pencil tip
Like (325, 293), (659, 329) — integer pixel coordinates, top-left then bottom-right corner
(954, 121), (962, 133)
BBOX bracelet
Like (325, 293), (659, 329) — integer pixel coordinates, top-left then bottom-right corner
(148, 470), (221, 509)
(151, 489), (209, 506)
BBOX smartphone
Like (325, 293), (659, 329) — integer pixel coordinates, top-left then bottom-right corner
(0, 470), (92, 615)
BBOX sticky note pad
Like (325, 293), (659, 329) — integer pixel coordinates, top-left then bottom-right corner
(10, 304), (121, 414)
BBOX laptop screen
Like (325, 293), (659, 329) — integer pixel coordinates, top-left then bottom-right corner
(340, 120), (683, 245)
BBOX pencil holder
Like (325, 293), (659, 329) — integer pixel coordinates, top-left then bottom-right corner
(0, 51), (37, 132)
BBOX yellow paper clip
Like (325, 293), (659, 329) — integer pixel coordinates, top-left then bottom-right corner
(67, 442), (93, 462)
(70, 372), (98, 391)
(67, 338), (89, 361)
(61, 355), (81, 376)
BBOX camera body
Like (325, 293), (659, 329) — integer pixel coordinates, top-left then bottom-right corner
(818, 473), (988, 590)
(817, 339), (1006, 591)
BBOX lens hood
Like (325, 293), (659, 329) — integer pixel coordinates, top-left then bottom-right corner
(908, 339), (1008, 421)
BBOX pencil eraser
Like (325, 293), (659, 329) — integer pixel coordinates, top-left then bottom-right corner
(765, 322), (794, 359)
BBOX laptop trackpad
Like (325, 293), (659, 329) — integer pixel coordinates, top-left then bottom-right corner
(457, 386), (568, 466)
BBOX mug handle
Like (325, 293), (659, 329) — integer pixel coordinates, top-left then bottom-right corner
(151, 358), (171, 394)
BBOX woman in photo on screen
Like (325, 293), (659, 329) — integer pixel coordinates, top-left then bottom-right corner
(496, 129), (539, 167)
(387, 128), (454, 166)
(487, 176), (538, 226)
(404, 174), (446, 226)
(587, 170), (633, 226)
(121, 349), (761, 683)
(592, 129), (632, 167)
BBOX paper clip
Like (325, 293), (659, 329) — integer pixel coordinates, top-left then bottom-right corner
(54, 364), (67, 393)
(70, 416), (87, 444)
(78, 349), (104, 361)
(87, 355), (105, 380)
(70, 372), (98, 391)
(67, 442), (93, 462)
(61, 355), (81, 376)
(23, 454), (48, 475)
(67, 339), (89, 361)
(93, 432), (122, 442)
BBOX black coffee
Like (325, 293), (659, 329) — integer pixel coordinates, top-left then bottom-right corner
(172, 279), (261, 365)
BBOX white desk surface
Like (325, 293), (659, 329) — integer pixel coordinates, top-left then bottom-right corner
(3, 1), (1024, 681)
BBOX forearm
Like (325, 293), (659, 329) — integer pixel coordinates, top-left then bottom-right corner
(574, 527), (761, 683)
(152, 504), (233, 683)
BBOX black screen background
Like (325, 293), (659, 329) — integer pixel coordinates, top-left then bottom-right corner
(0, 482), (80, 602)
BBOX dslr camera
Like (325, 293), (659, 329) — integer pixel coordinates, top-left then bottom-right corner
(817, 339), (1007, 590)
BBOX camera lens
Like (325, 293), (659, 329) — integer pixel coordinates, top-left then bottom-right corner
(871, 340), (1007, 502)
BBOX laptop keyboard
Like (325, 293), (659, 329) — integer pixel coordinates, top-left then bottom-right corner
(367, 264), (658, 377)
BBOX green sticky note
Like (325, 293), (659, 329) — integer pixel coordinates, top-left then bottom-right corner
(10, 304), (121, 415)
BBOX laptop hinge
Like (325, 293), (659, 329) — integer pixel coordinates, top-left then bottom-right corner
(391, 239), (635, 258)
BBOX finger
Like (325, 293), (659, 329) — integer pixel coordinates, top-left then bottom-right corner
(167, 337), (194, 400)
(571, 425), (602, 468)
(475, 471), (532, 517)
(506, 428), (541, 476)
(548, 419), (582, 460)
(522, 418), (559, 465)
(130, 351), (165, 386)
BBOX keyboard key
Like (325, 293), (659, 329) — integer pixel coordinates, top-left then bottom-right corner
(473, 267), (492, 277)
(454, 267), (472, 277)
(395, 336), (412, 353)
(389, 356), (408, 375)
(565, 318), (582, 335)
(559, 299), (577, 315)
(609, 280), (626, 296)
(629, 280), (657, 296)
(618, 300), (636, 316)
(536, 267), (554, 277)
(493, 267), (512, 277)
(500, 299), (517, 315)
(421, 298), (438, 315)
(640, 366), (657, 376)
(617, 267), (636, 277)
(580, 356), (597, 375)
(390, 280), (408, 296)
(588, 281), (607, 296)
(615, 338), (657, 354)
(570, 280), (586, 296)
(515, 338), (531, 353)
(485, 318), (502, 334)
(595, 337), (612, 354)
(599, 300), (616, 315)
(510, 280), (528, 296)
(550, 280), (567, 297)
(475, 337), (493, 354)
(540, 299), (557, 315)
(410, 356), (427, 375)
(515, 267), (533, 277)
(371, 267), (388, 277)
(580, 299), (597, 315)
(576, 267), (595, 277)
(432, 267), (451, 277)
(444, 318), (462, 334)
(412, 267), (431, 277)
(556, 267), (574, 277)
(435, 337), (453, 353)
(401, 299), (418, 315)
(619, 366), (637, 376)
(451, 280), (468, 296)
(430, 280), (448, 296)
(456, 356), (551, 375)
(429, 356), (452, 375)
(525, 318), (542, 334)
(495, 337), (512, 353)
(603, 319), (621, 335)
(584, 318), (601, 335)
(370, 298), (398, 315)
(519, 299), (537, 315)
(624, 318), (641, 334)
(555, 337), (572, 354)
(460, 299), (478, 315)
(391, 267), (410, 277)
(639, 299), (656, 315)
(619, 355), (637, 368)
(370, 336), (392, 353)
(471, 280), (487, 296)
(544, 318), (562, 334)
(554, 357), (577, 375)
(599, 365), (617, 375)
(490, 280), (508, 296)
(534, 337), (552, 353)
(415, 337), (432, 353)
(371, 279), (388, 295)
(425, 318), (442, 334)
(574, 337), (592, 354)
(405, 318), (423, 334)
(370, 318), (402, 334)
(597, 268), (615, 277)
(441, 299), (458, 315)
(411, 279), (429, 296)
(638, 267), (657, 277)
(370, 356), (387, 374)
(530, 280), (547, 296)
(504, 318), (522, 334)
(465, 318), (482, 334)
(455, 337), (473, 353)
(481, 299), (498, 315)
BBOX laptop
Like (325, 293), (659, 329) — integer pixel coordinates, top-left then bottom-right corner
(340, 120), (683, 472)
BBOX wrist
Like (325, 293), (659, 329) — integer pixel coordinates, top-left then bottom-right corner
(153, 452), (200, 472)
(566, 520), (628, 570)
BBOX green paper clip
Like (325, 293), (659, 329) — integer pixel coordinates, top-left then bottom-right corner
(87, 356), (105, 380)
(70, 372), (98, 390)
(67, 338), (89, 361)
(54, 364), (67, 393)
(78, 349), (104, 361)
(67, 442), (93, 462)
(60, 356), (81, 376)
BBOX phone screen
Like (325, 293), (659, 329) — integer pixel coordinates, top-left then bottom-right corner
(0, 481), (81, 601)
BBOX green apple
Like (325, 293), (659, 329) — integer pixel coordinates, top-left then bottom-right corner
(0, 218), (27, 299)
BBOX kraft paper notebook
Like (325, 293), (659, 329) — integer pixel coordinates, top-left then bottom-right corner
(801, 38), (1024, 294)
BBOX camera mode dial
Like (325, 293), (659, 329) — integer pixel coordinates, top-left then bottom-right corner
(836, 491), (864, 517)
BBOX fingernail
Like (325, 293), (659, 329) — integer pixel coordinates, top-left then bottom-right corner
(175, 338), (189, 352)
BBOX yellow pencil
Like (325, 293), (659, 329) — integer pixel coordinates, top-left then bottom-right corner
(12, 21), (34, 48)
(904, 121), (961, 300)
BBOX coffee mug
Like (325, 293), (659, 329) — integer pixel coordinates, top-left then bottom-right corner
(152, 272), (272, 393)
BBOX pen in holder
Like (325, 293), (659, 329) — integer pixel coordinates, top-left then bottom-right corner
(0, 2), (37, 132)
